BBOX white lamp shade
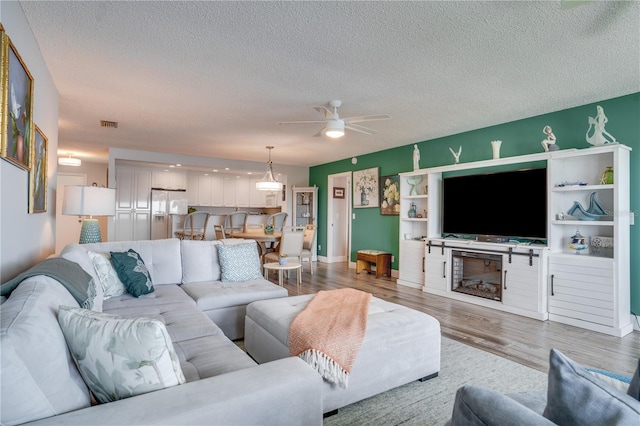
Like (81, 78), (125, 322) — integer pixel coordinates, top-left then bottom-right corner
(325, 120), (345, 138)
(62, 186), (116, 216)
(256, 179), (283, 191)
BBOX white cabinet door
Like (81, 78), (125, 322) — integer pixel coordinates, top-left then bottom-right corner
(115, 168), (151, 241)
(397, 240), (425, 288)
(250, 179), (267, 207)
(502, 252), (544, 314)
(211, 175), (224, 206)
(548, 255), (615, 328)
(152, 171), (187, 190)
(424, 244), (449, 293)
(236, 177), (250, 207)
(198, 175), (213, 206)
(223, 177), (236, 206)
(187, 173), (199, 205)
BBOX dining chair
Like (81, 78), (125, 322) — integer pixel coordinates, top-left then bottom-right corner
(213, 224), (226, 240)
(224, 211), (249, 235)
(263, 211), (288, 252)
(263, 226), (305, 277)
(300, 224), (317, 275)
(175, 211), (210, 240)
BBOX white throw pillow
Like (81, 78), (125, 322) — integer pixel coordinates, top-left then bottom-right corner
(87, 251), (128, 299)
(57, 306), (185, 403)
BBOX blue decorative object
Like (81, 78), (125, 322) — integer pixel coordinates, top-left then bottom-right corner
(568, 230), (588, 254)
(79, 219), (102, 244)
(406, 175), (423, 196)
(566, 192), (606, 221)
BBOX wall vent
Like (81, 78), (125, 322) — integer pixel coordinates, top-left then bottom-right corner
(100, 120), (118, 128)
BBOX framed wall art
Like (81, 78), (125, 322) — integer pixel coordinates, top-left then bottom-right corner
(29, 125), (48, 213)
(1, 33), (34, 171)
(353, 167), (379, 208)
(380, 175), (400, 215)
(333, 187), (345, 199)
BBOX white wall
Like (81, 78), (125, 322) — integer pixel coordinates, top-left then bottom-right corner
(0, 1), (59, 281)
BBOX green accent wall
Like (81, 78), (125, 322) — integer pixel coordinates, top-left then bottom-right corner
(310, 92), (640, 315)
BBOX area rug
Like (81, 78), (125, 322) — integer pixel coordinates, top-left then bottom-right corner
(323, 336), (548, 426)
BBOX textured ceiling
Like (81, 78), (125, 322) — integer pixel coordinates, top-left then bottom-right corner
(18, 0), (640, 168)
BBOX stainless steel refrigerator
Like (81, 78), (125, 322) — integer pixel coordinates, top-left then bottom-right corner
(150, 189), (188, 239)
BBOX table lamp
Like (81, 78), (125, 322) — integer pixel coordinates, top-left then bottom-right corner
(62, 185), (116, 244)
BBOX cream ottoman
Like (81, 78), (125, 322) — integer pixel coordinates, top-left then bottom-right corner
(245, 294), (441, 414)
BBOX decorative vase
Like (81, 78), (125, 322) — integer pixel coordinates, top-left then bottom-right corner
(600, 166), (613, 185)
(408, 202), (417, 218)
(278, 257), (287, 265)
(360, 190), (369, 206)
(491, 140), (502, 160)
(264, 224), (274, 235)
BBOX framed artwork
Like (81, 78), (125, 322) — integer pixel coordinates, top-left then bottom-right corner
(1, 33), (34, 171)
(29, 125), (48, 213)
(380, 175), (400, 215)
(333, 187), (345, 199)
(353, 167), (379, 208)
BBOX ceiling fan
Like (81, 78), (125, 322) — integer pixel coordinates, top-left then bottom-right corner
(278, 100), (391, 138)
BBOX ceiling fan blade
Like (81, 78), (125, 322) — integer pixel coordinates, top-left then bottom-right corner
(345, 123), (377, 135)
(344, 114), (391, 124)
(313, 106), (338, 120)
(278, 120), (327, 125)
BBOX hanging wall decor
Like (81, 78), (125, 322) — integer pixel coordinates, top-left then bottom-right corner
(1, 32), (35, 171)
(380, 175), (400, 215)
(29, 125), (48, 213)
(353, 167), (379, 208)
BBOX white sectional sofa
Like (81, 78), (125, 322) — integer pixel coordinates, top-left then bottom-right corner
(0, 238), (323, 425)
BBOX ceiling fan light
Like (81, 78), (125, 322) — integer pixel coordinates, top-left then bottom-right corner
(325, 120), (345, 138)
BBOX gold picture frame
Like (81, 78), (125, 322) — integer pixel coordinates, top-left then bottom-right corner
(1, 31), (34, 171)
(29, 125), (48, 213)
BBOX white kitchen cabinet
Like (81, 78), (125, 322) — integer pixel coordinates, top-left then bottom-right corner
(396, 240), (425, 289)
(114, 168), (151, 241)
(236, 177), (251, 207)
(223, 177), (236, 206)
(152, 170), (187, 190)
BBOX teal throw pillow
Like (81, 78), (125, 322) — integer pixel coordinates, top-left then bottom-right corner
(217, 243), (263, 282)
(543, 349), (640, 425)
(110, 249), (154, 297)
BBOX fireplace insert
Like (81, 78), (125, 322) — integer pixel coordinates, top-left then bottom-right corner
(451, 250), (502, 302)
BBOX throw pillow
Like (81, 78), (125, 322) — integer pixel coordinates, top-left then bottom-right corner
(216, 242), (263, 282)
(87, 250), (128, 299)
(110, 249), (154, 297)
(587, 368), (631, 394)
(57, 306), (185, 403)
(450, 385), (555, 426)
(543, 349), (640, 425)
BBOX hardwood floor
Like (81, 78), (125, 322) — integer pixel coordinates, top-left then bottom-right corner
(269, 261), (640, 377)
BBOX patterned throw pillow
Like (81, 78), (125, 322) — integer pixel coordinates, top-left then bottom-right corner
(110, 249), (154, 297)
(57, 306), (185, 403)
(217, 242), (263, 282)
(87, 251), (128, 299)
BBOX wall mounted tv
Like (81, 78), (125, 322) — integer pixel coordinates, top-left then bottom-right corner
(442, 167), (547, 241)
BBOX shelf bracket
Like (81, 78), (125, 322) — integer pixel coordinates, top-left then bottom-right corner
(508, 248), (513, 263)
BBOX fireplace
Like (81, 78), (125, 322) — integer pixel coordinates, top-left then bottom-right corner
(451, 250), (502, 302)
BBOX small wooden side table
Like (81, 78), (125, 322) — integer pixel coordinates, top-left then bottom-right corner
(263, 261), (302, 291)
(356, 250), (392, 279)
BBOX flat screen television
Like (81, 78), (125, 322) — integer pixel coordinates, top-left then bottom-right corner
(442, 168), (547, 241)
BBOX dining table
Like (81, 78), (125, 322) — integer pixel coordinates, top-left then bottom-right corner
(228, 230), (281, 258)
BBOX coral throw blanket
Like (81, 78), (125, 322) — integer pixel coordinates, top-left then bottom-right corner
(289, 288), (372, 388)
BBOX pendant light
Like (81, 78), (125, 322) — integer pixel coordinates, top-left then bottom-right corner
(256, 146), (283, 191)
(58, 153), (81, 167)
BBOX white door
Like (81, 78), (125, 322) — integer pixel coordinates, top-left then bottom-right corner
(55, 173), (87, 253)
(327, 172), (351, 263)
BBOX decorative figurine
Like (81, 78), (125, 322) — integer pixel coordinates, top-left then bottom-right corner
(491, 140), (502, 159)
(406, 175), (423, 196)
(568, 229), (588, 255)
(449, 146), (462, 164)
(541, 125), (559, 152)
(586, 105), (617, 146)
(413, 144), (420, 171)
